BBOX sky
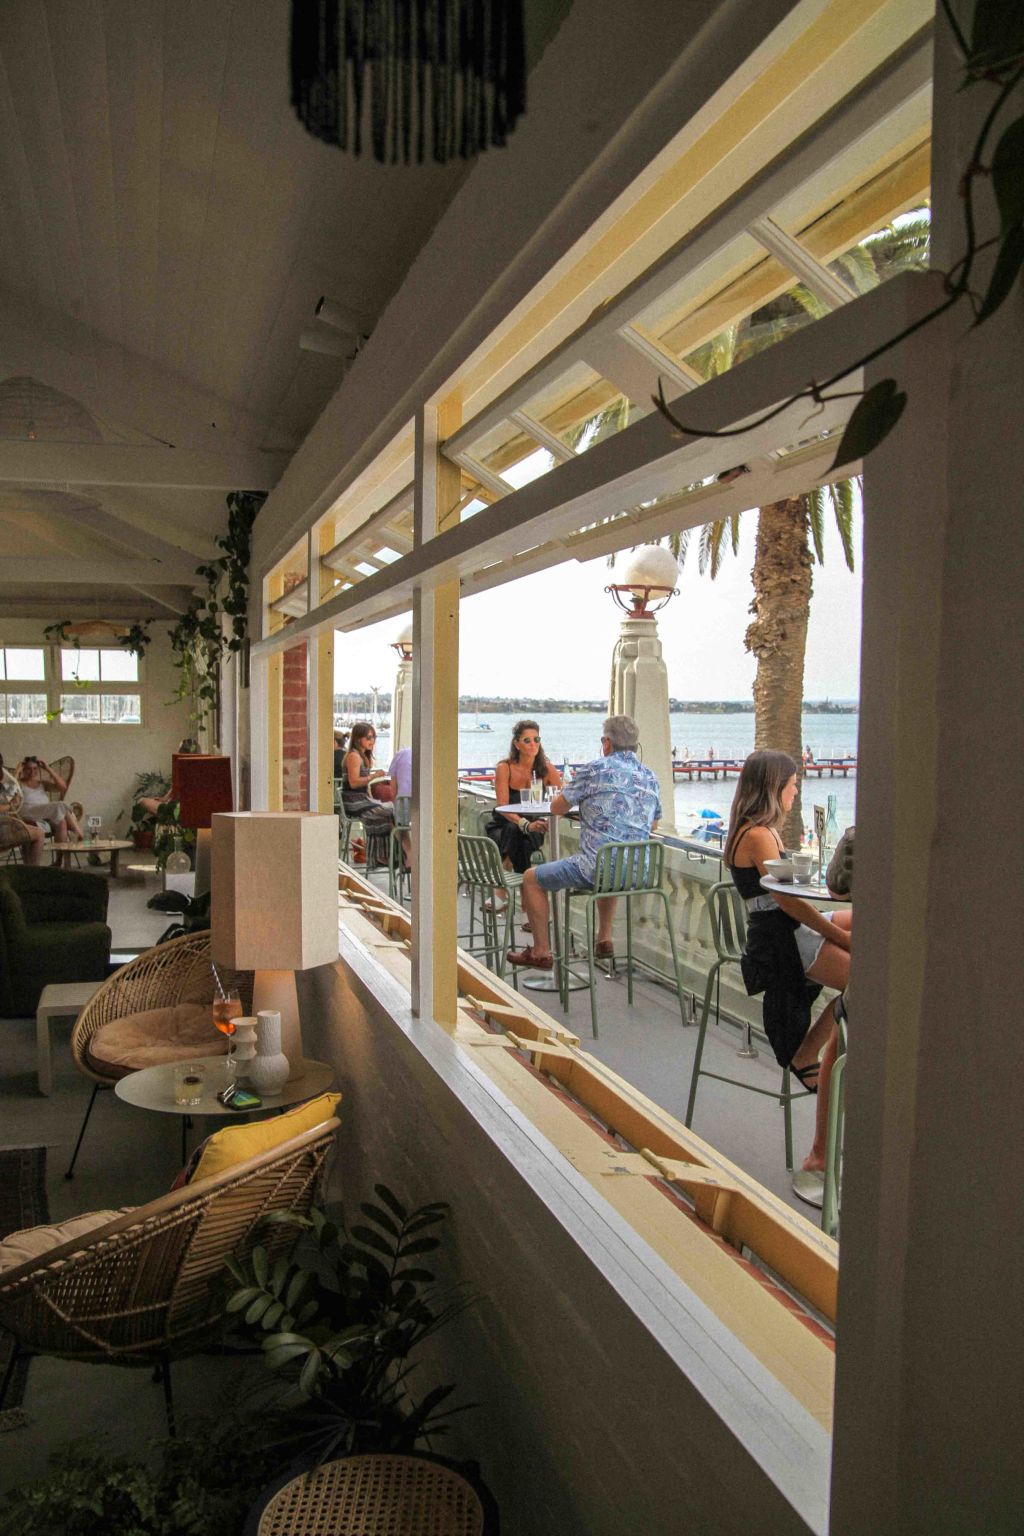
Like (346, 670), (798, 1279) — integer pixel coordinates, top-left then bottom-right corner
(333, 492), (864, 703)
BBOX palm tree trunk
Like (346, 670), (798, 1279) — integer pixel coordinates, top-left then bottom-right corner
(745, 496), (812, 845)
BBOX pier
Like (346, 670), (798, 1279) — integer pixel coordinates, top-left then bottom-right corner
(458, 756), (857, 784)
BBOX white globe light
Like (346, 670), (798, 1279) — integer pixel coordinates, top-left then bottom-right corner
(395, 621), (413, 647)
(621, 545), (679, 593)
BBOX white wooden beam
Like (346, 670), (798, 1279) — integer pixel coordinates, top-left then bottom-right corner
(50, 501), (201, 581)
(0, 558), (192, 585)
(252, 271), (939, 657)
(442, 35), (932, 463)
(0, 442), (288, 491)
(0, 281), (286, 454)
(748, 215), (852, 308)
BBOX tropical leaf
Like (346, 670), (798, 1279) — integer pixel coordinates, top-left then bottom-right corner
(828, 479), (856, 571)
(974, 224), (1024, 325)
(374, 1184), (408, 1223)
(829, 379), (907, 472)
(807, 488), (826, 564)
(991, 118), (1024, 234)
(968, 0), (1024, 73)
(359, 1202), (402, 1238)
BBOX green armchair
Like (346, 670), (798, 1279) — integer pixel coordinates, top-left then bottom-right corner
(0, 867), (111, 1018)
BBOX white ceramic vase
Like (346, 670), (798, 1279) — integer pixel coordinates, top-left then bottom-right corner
(248, 1010), (290, 1096)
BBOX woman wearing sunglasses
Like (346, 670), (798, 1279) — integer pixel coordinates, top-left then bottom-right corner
(484, 720), (563, 902)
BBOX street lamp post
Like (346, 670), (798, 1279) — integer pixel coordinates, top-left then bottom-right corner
(606, 546), (679, 833)
(391, 622), (413, 751)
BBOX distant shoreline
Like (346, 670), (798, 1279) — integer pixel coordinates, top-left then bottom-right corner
(335, 696), (859, 716)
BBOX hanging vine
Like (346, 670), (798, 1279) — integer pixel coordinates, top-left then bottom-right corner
(167, 490), (265, 743)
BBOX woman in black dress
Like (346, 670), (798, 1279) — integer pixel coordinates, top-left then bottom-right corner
(341, 722), (394, 863)
(484, 720), (562, 903)
(725, 750), (852, 1176)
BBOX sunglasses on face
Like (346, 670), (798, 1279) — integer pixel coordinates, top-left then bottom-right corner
(519, 736), (540, 744)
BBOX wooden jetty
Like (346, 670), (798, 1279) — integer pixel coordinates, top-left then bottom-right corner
(459, 757), (856, 783)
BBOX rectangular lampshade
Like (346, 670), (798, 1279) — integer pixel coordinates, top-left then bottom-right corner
(173, 754), (233, 829)
(211, 812), (340, 972)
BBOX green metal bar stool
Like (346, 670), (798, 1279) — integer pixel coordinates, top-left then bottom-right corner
(334, 780), (364, 864)
(684, 880), (810, 1171)
(459, 798), (497, 949)
(558, 839), (688, 1039)
(821, 1015), (848, 1237)
(456, 834), (523, 980)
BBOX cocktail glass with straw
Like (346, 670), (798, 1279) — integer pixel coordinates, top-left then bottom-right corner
(211, 966), (242, 1080)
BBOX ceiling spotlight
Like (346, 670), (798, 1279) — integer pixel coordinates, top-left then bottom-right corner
(315, 295), (367, 334)
(299, 328), (354, 358)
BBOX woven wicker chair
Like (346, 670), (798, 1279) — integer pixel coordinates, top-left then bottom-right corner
(65, 930), (253, 1180)
(0, 1116), (338, 1433)
(245, 1452), (498, 1535)
(0, 809), (34, 861)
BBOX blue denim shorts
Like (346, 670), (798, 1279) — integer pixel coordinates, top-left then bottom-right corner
(534, 857), (592, 893)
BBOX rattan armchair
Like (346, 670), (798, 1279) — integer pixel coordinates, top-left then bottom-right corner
(65, 930), (253, 1179)
(0, 1117), (338, 1433)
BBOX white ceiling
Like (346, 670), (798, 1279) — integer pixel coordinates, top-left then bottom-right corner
(0, 0), (566, 618)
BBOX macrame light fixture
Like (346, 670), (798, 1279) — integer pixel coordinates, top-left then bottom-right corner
(290, 0), (526, 164)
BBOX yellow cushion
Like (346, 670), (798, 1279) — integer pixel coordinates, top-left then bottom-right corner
(87, 1003), (225, 1080)
(0, 1208), (134, 1273)
(189, 1091), (341, 1183)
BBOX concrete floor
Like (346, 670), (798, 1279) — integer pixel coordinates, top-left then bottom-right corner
(0, 863), (822, 1489)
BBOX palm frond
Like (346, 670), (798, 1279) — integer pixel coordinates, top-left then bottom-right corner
(698, 518), (731, 578)
(728, 513), (741, 556)
(807, 487), (826, 564)
(831, 245), (878, 295)
(828, 479), (856, 572)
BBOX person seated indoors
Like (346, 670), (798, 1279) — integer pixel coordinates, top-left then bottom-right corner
(507, 714), (658, 970)
(15, 755), (83, 844)
(135, 740), (199, 818)
(724, 750), (852, 1177)
(484, 720), (562, 910)
(0, 751), (47, 864)
(341, 722), (394, 863)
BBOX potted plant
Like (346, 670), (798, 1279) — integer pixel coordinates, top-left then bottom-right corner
(128, 770), (171, 851)
(224, 1186), (469, 1462)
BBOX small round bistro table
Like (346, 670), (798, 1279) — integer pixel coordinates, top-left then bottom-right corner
(115, 1054), (335, 1162)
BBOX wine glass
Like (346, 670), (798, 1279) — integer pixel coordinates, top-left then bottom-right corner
(212, 989), (242, 1079)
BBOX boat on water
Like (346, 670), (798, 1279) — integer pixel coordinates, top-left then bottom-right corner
(466, 721), (493, 732)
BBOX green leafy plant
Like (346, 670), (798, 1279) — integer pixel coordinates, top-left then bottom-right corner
(0, 1414), (280, 1535)
(147, 886), (210, 943)
(168, 491), (264, 743)
(225, 1188), (470, 1462)
(654, 0), (1024, 467)
(135, 769), (172, 800)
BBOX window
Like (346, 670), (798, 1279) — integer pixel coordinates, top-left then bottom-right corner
(59, 647), (142, 725)
(0, 647), (48, 723)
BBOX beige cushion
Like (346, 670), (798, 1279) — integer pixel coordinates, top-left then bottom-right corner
(87, 1002), (226, 1080)
(0, 1208), (133, 1273)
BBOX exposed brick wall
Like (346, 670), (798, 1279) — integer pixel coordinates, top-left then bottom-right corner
(282, 641), (308, 811)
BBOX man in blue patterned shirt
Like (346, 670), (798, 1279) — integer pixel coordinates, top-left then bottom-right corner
(508, 714), (661, 970)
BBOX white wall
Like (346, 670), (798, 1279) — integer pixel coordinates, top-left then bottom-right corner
(0, 619), (190, 831)
(299, 935), (827, 1536)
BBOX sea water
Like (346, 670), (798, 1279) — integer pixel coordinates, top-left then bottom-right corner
(372, 710), (858, 834)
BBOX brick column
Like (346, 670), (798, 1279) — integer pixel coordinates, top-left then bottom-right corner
(281, 641), (309, 811)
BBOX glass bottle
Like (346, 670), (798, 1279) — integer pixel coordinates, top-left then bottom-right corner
(821, 794), (840, 876)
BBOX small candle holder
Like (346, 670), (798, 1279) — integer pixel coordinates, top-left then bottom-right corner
(227, 1016), (257, 1083)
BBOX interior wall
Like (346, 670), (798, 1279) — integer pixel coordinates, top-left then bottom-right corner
(299, 942), (821, 1536)
(0, 618), (189, 831)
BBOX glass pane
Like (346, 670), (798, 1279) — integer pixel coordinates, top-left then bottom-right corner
(557, 393), (637, 455)
(3, 647), (45, 681)
(99, 649), (138, 682)
(60, 693), (101, 722)
(827, 205), (930, 294)
(679, 279), (819, 384)
(2, 692), (48, 723)
(102, 693), (141, 724)
(63, 647), (100, 682)
(631, 231), (768, 339)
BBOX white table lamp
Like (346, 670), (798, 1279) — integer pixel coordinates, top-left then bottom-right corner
(211, 813), (340, 1076)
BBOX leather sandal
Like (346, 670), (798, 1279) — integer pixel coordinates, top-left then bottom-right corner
(595, 940), (615, 960)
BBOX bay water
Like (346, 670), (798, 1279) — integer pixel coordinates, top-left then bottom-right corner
(372, 710), (858, 833)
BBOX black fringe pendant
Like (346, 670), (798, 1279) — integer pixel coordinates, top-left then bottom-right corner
(290, 0), (526, 164)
